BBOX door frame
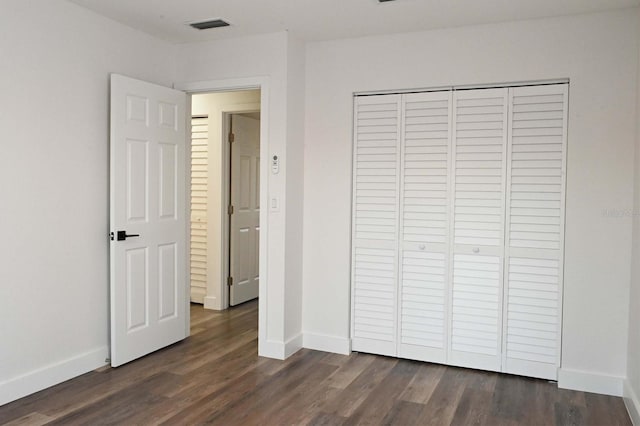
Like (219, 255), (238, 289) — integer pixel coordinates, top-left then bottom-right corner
(178, 77), (269, 353)
(222, 109), (260, 309)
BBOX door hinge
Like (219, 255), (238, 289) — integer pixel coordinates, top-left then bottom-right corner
(228, 205), (234, 215)
(227, 276), (233, 287)
(228, 132), (235, 143)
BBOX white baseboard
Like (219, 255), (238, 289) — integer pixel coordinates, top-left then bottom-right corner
(624, 379), (640, 425)
(257, 334), (303, 360)
(303, 332), (351, 355)
(259, 339), (286, 360)
(190, 287), (205, 304)
(285, 333), (303, 358)
(558, 368), (624, 396)
(0, 346), (108, 406)
(203, 295), (222, 311)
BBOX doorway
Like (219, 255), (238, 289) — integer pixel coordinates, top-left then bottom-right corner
(189, 90), (261, 312)
(109, 75), (270, 368)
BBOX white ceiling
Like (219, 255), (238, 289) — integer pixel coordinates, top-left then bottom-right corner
(68, 0), (639, 44)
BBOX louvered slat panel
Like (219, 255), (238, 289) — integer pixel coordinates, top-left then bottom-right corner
(507, 86), (565, 251)
(504, 256), (560, 378)
(504, 84), (567, 380)
(452, 88), (507, 248)
(190, 116), (208, 303)
(353, 247), (396, 341)
(402, 92), (450, 244)
(398, 91), (451, 363)
(449, 253), (501, 371)
(351, 95), (401, 356)
(399, 250), (446, 357)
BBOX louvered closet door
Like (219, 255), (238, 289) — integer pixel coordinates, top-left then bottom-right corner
(351, 95), (401, 356)
(503, 84), (568, 380)
(190, 116), (208, 303)
(449, 88), (508, 372)
(398, 91), (452, 363)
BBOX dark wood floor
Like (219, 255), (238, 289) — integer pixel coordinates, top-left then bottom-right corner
(0, 301), (631, 426)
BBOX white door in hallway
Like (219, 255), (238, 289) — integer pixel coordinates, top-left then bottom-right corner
(229, 114), (260, 306)
(110, 74), (188, 367)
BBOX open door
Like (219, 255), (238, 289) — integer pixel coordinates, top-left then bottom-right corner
(110, 74), (188, 367)
(229, 114), (260, 306)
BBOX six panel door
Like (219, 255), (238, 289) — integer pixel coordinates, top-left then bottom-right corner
(110, 74), (187, 367)
(229, 114), (261, 306)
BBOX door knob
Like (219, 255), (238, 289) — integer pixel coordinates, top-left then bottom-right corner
(115, 231), (140, 241)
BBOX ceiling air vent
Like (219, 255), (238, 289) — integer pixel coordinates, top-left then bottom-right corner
(189, 19), (230, 30)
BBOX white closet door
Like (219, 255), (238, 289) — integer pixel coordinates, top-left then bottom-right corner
(351, 95), (401, 356)
(190, 116), (208, 303)
(503, 84), (568, 380)
(398, 91), (452, 363)
(449, 88), (508, 372)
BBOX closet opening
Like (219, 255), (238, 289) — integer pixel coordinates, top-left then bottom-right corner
(350, 81), (568, 381)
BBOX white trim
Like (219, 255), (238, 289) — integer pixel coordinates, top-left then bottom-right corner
(303, 333), (351, 355)
(455, 78), (569, 91)
(349, 98), (358, 356)
(185, 95), (193, 338)
(354, 79), (570, 97)
(0, 346), (108, 406)
(178, 76), (270, 361)
(356, 86), (452, 96)
(558, 368), (624, 396)
(258, 335), (303, 360)
(624, 380), (640, 426)
(190, 287), (206, 304)
(203, 295), (222, 311)
(285, 334), (304, 358)
(176, 77), (265, 93)
(259, 340), (286, 360)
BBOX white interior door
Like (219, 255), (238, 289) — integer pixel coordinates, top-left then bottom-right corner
(229, 114), (260, 306)
(110, 74), (187, 367)
(398, 91), (452, 364)
(190, 116), (209, 304)
(448, 88), (508, 372)
(350, 95), (401, 357)
(503, 84), (568, 380)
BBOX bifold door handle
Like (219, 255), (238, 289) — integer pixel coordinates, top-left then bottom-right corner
(116, 231), (140, 241)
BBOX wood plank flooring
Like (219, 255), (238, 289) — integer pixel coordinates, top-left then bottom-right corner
(0, 301), (631, 425)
